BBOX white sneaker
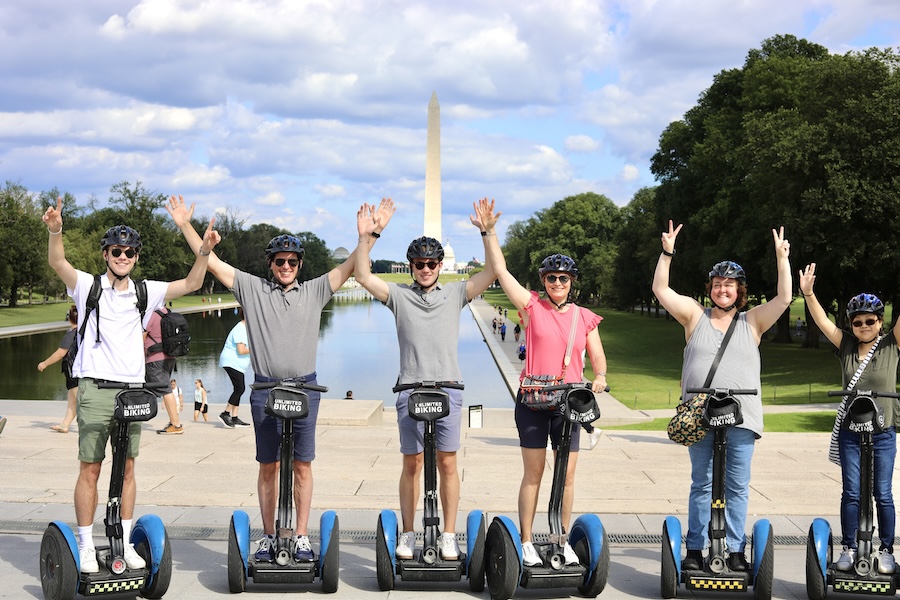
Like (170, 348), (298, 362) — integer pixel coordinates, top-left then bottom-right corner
(79, 546), (99, 573)
(878, 549), (896, 574)
(587, 428), (602, 450)
(123, 543), (146, 569)
(440, 532), (460, 560)
(522, 541), (542, 567)
(396, 531), (415, 560)
(563, 542), (580, 565)
(834, 546), (856, 571)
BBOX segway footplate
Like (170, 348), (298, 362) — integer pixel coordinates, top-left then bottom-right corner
(683, 569), (749, 592)
(398, 553), (467, 581)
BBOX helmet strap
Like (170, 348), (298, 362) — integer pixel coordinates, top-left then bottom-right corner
(711, 297), (736, 312)
(105, 262), (129, 282)
(549, 297), (569, 310)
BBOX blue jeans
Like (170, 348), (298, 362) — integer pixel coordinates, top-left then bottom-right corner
(687, 426), (756, 553)
(839, 426), (896, 550)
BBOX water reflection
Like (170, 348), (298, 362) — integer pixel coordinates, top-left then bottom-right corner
(3, 299), (512, 409)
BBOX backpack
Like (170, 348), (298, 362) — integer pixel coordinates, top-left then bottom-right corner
(147, 309), (191, 357)
(74, 274), (149, 353)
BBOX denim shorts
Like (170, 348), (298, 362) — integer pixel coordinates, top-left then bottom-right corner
(250, 374), (321, 463)
(396, 387), (464, 454)
(515, 393), (581, 451)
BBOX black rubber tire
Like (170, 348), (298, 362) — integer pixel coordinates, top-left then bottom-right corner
(39, 526), (78, 600)
(575, 531), (610, 597)
(753, 529), (774, 600)
(660, 525), (678, 599)
(468, 515), (487, 593)
(138, 531), (172, 599)
(375, 517), (395, 591)
(805, 530), (827, 600)
(485, 520), (519, 600)
(227, 519), (247, 594)
(320, 516), (340, 594)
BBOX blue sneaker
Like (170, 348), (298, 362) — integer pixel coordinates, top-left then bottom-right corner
(294, 535), (314, 562)
(254, 535), (274, 562)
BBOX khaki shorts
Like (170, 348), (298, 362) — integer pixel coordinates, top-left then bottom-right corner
(76, 380), (142, 463)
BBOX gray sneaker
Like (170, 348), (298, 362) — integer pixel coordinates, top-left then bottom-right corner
(878, 549), (896, 574)
(834, 546), (856, 571)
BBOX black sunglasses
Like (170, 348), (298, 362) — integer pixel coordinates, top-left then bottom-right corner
(545, 274), (570, 284)
(274, 258), (300, 267)
(852, 317), (879, 328)
(110, 248), (136, 258)
(413, 261), (439, 270)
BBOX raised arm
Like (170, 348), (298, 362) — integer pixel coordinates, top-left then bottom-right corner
(466, 198), (501, 301)
(471, 198), (531, 311)
(166, 195), (234, 289)
(651, 220), (702, 331)
(798, 263), (843, 348)
(42, 197), (78, 290)
(352, 199), (393, 302)
(745, 227), (792, 337)
(164, 218), (220, 302)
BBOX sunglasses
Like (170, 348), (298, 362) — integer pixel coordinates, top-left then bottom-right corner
(544, 274), (570, 284)
(274, 258), (299, 267)
(109, 248), (136, 258)
(852, 317), (879, 328)
(413, 261), (439, 270)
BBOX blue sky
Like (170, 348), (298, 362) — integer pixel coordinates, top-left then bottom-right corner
(1, 0), (898, 265)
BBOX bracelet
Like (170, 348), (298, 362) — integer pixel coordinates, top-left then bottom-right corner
(48, 226), (62, 235)
(596, 372), (606, 377)
(199, 249), (211, 256)
(370, 231), (381, 238)
(661, 249), (674, 257)
(481, 231), (496, 237)
(803, 293), (813, 297)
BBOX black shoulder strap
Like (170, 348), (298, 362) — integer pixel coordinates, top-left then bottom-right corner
(79, 274), (104, 344)
(702, 313), (740, 388)
(136, 280), (148, 322)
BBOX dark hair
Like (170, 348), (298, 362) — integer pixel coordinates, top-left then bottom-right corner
(67, 306), (78, 324)
(705, 280), (749, 310)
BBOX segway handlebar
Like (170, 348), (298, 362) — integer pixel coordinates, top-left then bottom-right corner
(392, 381), (465, 393)
(686, 387), (757, 396)
(95, 380), (169, 390)
(542, 382), (610, 394)
(250, 379), (328, 393)
(827, 389), (900, 399)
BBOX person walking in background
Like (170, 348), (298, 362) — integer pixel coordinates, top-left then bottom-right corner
(170, 379), (184, 414)
(38, 305), (79, 433)
(193, 379), (209, 422)
(800, 265), (900, 574)
(500, 321), (507, 341)
(514, 322), (521, 342)
(651, 221), (792, 572)
(345, 390), (353, 399)
(146, 307), (183, 435)
(219, 309), (251, 428)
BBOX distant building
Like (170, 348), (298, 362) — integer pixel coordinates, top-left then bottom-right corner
(332, 246), (350, 261)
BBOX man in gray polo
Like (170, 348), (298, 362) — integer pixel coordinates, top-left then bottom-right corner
(354, 197), (500, 561)
(168, 195), (394, 563)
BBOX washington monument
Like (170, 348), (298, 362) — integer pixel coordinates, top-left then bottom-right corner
(424, 91), (441, 242)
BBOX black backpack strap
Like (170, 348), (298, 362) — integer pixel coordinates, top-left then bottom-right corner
(136, 280), (148, 323)
(79, 274), (103, 344)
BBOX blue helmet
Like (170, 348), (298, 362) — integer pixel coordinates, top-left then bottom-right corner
(708, 261), (746, 285)
(847, 293), (884, 319)
(100, 225), (142, 253)
(265, 234), (304, 259)
(539, 254), (579, 278)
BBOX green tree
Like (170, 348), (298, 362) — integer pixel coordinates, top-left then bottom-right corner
(0, 181), (46, 306)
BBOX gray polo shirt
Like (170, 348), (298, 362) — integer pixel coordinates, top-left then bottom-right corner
(232, 270), (333, 378)
(385, 281), (469, 385)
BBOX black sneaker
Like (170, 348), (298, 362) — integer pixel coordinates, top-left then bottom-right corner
(682, 549), (703, 570)
(219, 412), (234, 427)
(727, 552), (749, 572)
(231, 416), (251, 428)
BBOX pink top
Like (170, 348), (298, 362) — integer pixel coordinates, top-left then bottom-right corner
(520, 291), (602, 383)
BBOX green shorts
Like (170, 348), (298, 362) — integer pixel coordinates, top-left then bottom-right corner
(76, 380), (142, 463)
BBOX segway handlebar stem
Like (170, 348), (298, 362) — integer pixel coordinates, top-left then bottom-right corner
(686, 387), (757, 396)
(392, 381), (465, 393)
(250, 379), (328, 393)
(828, 389), (900, 399)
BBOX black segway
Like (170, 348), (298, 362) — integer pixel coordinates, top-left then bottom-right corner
(485, 382), (610, 600)
(40, 381), (172, 600)
(661, 386), (774, 599)
(227, 378), (340, 593)
(806, 388), (900, 599)
(375, 380), (488, 592)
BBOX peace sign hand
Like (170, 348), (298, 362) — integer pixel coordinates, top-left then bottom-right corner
(661, 220), (682, 255)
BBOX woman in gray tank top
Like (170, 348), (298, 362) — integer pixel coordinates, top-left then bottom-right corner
(652, 221), (792, 572)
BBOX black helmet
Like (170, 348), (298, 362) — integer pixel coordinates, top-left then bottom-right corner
(100, 225), (142, 253)
(406, 236), (444, 262)
(847, 293), (884, 319)
(708, 261), (746, 285)
(539, 254), (578, 278)
(265, 234), (305, 259)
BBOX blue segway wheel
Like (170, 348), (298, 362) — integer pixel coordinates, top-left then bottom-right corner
(375, 511), (397, 591)
(40, 522), (79, 600)
(466, 510), (486, 592)
(805, 519), (831, 600)
(661, 517), (682, 598)
(133, 514), (171, 599)
(319, 511), (340, 593)
(751, 519), (774, 600)
(228, 511), (250, 593)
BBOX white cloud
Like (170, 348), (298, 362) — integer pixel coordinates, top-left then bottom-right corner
(564, 135), (601, 153)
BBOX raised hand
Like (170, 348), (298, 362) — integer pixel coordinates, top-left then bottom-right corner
(373, 197), (395, 232)
(661, 220), (682, 254)
(772, 226), (790, 259)
(43, 197), (64, 232)
(201, 218), (221, 252)
(165, 195), (195, 229)
(799, 263), (817, 296)
(357, 203), (376, 237)
(470, 197), (501, 231)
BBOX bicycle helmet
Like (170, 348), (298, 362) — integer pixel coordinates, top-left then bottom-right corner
(708, 260), (746, 285)
(406, 236), (444, 261)
(100, 225), (142, 253)
(538, 254), (579, 278)
(846, 293), (884, 319)
(265, 234), (305, 259)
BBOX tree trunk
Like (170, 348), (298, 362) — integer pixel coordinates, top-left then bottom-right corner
(802, 301), (820, 349)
